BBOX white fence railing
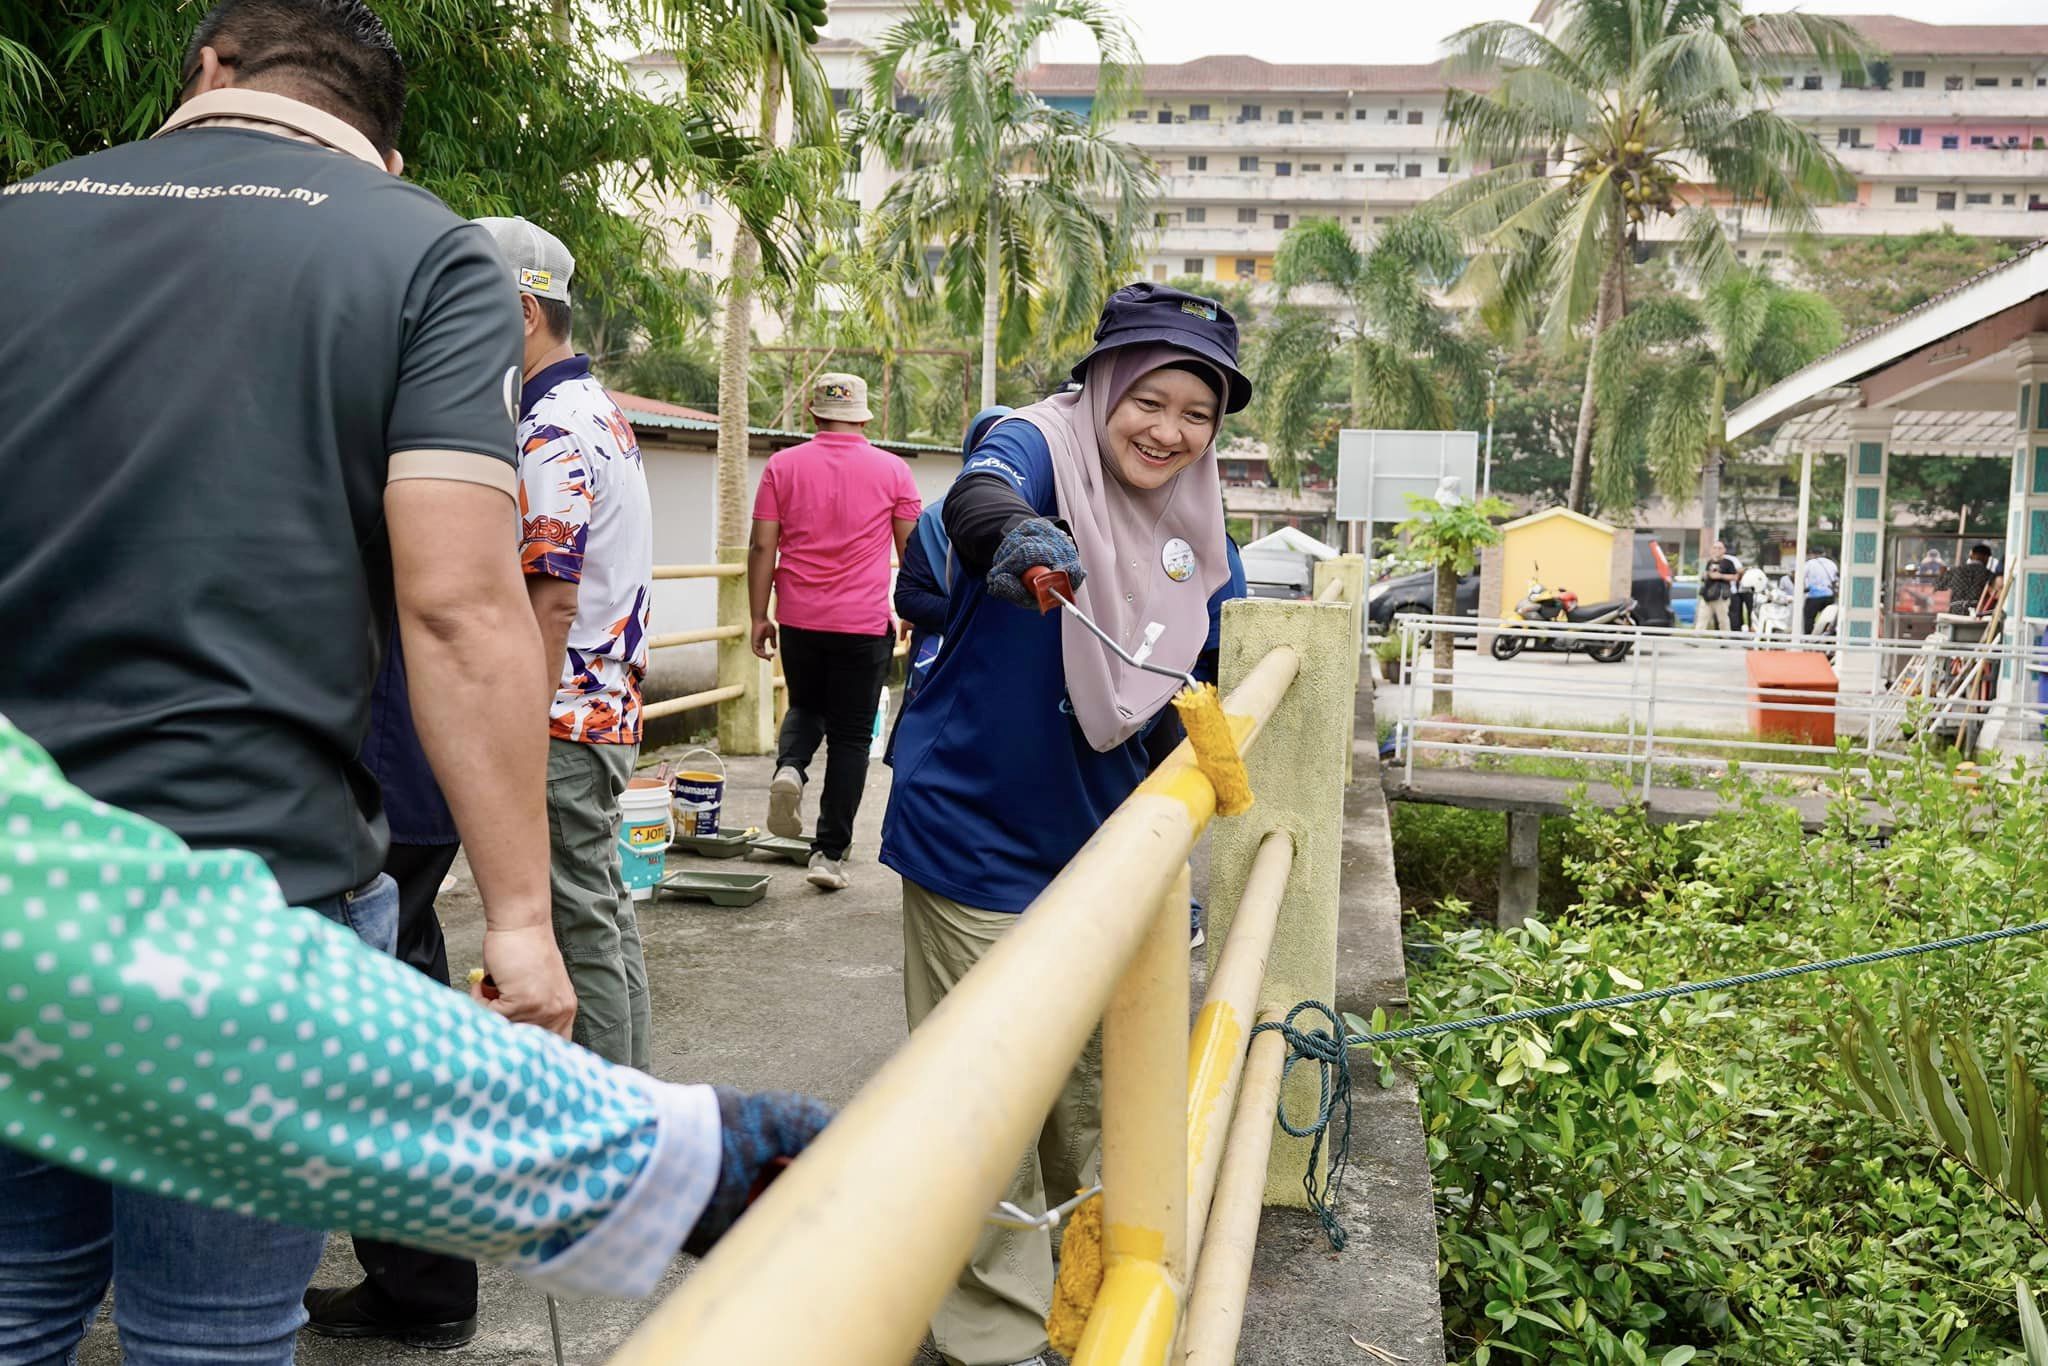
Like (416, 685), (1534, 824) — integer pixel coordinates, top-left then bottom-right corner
(1385, 615), (2048, 797)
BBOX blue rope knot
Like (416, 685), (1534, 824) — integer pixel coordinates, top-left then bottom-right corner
(1250, 1001), (1354, 1251)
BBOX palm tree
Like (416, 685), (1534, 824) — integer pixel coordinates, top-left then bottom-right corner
(698, 0), (841, 547)
(1435, 0), (1865, 512)
(1253, 214), (1487, 488)
(1589, 268), (1841, 527)
(856, 0), (1154, 408)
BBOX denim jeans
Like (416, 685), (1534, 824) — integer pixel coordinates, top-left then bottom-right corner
(0, 874), (398, 1365)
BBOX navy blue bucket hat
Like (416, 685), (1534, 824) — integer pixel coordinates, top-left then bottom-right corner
(1070, 281), (1253, 414)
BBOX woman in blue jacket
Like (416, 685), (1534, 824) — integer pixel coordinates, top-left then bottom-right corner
(879, 283), (1250, 1366)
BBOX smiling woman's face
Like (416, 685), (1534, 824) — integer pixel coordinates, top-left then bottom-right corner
(1103, 367), (1219, 491)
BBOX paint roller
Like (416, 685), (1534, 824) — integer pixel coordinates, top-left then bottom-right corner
(1021, 566), (1253, 816)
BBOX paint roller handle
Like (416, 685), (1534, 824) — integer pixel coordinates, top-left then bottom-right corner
(1021, 566), (1073, 615)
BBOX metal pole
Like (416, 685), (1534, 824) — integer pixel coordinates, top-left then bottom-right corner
(1792, 447), (1814, 646)
(1641, 636), (1659, 801)
(1482, 369), (1498, 500)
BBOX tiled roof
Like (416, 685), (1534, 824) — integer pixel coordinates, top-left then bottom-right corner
(609, 391), (719, 423)
(1832, 14), (2048, 57)
(1023, 56), (1471, 96)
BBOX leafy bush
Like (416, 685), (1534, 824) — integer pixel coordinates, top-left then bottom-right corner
(1390, 752), (2048, 1363)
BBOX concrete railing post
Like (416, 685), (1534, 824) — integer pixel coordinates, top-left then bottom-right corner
(1497, 810), (1540, 929)
(1205, 596), (1359, 1207)
(715, 545), (775, 755)
(1313, 554), (1368, 783)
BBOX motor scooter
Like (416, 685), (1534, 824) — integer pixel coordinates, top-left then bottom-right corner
(1491, 575), (1637, 663)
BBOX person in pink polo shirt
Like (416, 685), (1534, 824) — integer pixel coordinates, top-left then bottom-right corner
(748, 372), (922, 890)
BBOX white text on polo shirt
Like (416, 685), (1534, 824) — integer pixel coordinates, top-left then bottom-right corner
(3, 178), (329, 208)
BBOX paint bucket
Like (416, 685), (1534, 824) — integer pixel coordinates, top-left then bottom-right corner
(617, 779), (673, 901)
(669, 748), (726, 839)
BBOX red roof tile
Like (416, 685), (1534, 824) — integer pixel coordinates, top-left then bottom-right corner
(1832, 14), (2048, 57)
(609, 391), (720, 423)
(1024, 56), (1471, 96)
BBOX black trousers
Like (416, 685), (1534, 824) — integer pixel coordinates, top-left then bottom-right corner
(349, 840), (479, 1320)
(1732, 590), (1752, 632)
(1803, 593), (1835, 633)
(776, 624), (894, 860)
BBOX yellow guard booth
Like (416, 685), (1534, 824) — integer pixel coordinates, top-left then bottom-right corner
(1497, 507), (1624, 616)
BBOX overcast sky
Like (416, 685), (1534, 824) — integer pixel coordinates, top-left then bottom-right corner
(1038, 0), (2044, 66)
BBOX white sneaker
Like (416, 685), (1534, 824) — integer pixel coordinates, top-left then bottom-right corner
(767, 766), (803, 837)
(806, 852), (849, 891)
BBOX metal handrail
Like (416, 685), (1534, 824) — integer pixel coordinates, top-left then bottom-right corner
(652, 563), (745, 580)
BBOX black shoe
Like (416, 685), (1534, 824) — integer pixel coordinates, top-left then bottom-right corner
(303, 1281), (478, 1350)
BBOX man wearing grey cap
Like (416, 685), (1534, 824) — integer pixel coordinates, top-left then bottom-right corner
(475, 215), (658, 1069)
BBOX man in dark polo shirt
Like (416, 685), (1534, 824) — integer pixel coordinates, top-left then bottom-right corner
(0, 1), (572, 1359)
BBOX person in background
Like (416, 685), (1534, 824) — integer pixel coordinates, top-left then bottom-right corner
(476, 214), (657, 1071)
(750, 373), (922, 891)
(302, 633), (480, 1348)
(1917, 546), (1949, 580)
(1699, 539), (1738, 633)
(883, 283), (1251, 1366)
(0, 3), (572, 1357)
(1937, 542), (2001, 615)
(0, 716), (829, 1305)
(1803, 550), (1841, 634)
(1738, 561), (1771, 635)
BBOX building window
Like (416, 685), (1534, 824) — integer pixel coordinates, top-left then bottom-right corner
(1235, 258), (1256, 276)
(1188, 104), (1210, 121)
(1187, 206), (1206, 223)
(1273, 213), (1291, 229)
(1901, 69), (1925, 87)
(1762, 248), (1783, 259)
(1351, 215), (1362, 224)
(1153, 212), (1167, 227)
(1278, 109), (1294, 125)
(694, 236), (711, 261)
(1898, 127), (1922, 145)
(1975, 77), (1999, 88)
(1967, 192), (1992, 204)
(1302, 163), (1322, 172)
(1944, 75), (1964, 90)
(1151, 264), (1168, 281)
(1239, 104), (1262, 122)
(2005, 194), (2019, 205)
(1941, 134), (1959, 149)
(1237, 207), (1258, 223)
(1158, 109), (1173, 122)
(1406, 109), (1424, 125)
(1802, 74), (1823, 90)
(1895, 186), (1919, 203)
(1303, 110), (1324, 120)
(1353, 108), (1369, 120)
(1374, 161), (1396, 174)
(1372, 215), (1391, 224)
(1129, 110), (1150, 121)
(1779, 75), (1794, 88)
(1971, 134), (1995, 147)
(696, 190), (714, 207)
(1437, 156), (1451, 173)
(1276, 161), (1292, 176)
(1183, 258), (1204, 274)
(1837, 128), (1860, 146)
(1187, 154), (1208, 171)
(1937, 190), (1957, 210)
(1385, 108), (1400, 121)
(1239, 155), (1259, 172)
(1405, 163), (1422, 177)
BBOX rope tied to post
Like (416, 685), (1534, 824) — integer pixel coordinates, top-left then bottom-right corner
(1254, 918), (2048, 1251)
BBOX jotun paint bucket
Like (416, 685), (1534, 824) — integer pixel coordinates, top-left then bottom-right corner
(617, 779), (674, 900)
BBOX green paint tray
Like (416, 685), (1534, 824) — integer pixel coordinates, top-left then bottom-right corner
(658, 870), (771, 907)
(670, 828), (757, 859)
(746, 834), (813, 864)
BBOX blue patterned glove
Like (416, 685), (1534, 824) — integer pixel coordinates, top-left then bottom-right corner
(682, 1086), (833, 1255)
(988, 516), (1085, 609)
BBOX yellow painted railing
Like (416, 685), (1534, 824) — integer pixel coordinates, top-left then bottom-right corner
(609, 555), (1368, 1365)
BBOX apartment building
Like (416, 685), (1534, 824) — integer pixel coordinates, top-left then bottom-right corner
(1026, 57), (1469, 289)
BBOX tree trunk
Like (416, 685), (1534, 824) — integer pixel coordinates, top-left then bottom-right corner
(1699, 371), (1728, 549)
(714, 63), (783, 549)
(1566, 252), (1626, 515)
(980, 193), (1001, 409)
(1432, 562), (1456, 717)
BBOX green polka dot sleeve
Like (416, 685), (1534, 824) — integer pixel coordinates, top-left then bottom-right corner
(0, 717), (720, 1300)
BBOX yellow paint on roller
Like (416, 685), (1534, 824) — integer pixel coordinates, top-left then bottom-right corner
(1045, 1193), (1104, 1355)
(1170, 684), (1253, 816)
(1070, 1261), (1181, 1366)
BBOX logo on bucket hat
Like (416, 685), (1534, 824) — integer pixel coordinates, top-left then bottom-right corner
(809, 371), (874, 422)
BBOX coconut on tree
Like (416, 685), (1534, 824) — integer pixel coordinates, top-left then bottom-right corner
(1433, 0), (1866, 512)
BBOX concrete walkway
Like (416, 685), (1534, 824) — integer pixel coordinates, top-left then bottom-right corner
(78, 715), (1443, 1364)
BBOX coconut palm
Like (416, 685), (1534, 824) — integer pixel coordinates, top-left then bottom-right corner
(1435, 0), (1866, 512)
(856, 0), (1154, 408)
(1253, 213), (1487, 488)
(1589, 268), (1841, 524)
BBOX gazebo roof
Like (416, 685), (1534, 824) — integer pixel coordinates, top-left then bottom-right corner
(1726, 236), (2048, 458)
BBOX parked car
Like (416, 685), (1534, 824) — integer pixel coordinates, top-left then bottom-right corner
(1669, 575), (1698, 628)
(1367, 532), (1675, 630)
